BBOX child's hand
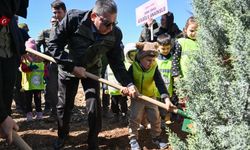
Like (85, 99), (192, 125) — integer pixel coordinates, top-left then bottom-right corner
(164, 97), (176, 111)
(174, 76), (180, 82)
(127, 84), (139, 98)
(21, 53), (33, 62)
(121, 84), (139, 98)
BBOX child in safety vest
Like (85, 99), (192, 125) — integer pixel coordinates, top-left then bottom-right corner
(172, 16), (198, 109)
(128, 42), (174, 150)
(107, 43), (137, 125)
(21, 38), (46, 121)
(155, 33), (176, 125)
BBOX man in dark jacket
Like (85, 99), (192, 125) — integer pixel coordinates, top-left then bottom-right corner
(48, 0), (137, 149)
(0, 0), (29, 144)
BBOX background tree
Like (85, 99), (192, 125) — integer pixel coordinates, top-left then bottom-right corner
(168, 0), (250, 149)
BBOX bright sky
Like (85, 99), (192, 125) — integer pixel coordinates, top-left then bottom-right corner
(19, 0), (193, 45)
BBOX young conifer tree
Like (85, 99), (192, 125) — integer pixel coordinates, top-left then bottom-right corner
(168, 0), (250, 149)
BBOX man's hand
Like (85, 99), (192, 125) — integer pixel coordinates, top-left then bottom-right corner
(0, 116), (19, 144)
(120, 86), (129, 96)
(72, 66), (87, 78)
(164, 97), (176, 111)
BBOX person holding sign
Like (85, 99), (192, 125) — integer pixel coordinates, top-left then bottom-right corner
(139, 18), (159, 42)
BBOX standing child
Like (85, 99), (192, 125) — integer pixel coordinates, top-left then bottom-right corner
(127, 42), (174, 150)
(107, 43), (137, 125)
(156, 33), (175, 125)
(172, 16), (198, 108)
(107, 65), (128, 124)
(172, 16), (198, 79)
(21, 38), (46, 121)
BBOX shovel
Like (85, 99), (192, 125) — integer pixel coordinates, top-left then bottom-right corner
(171, 109), (194, 134)
(12, 131), (32, 150)
(26, 48), (194, 133)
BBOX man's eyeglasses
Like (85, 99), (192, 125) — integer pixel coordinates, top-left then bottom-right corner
(96, 14), (118, 28)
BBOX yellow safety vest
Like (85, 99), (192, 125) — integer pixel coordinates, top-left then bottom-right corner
(132, 61), (157, 97)
(21, 62), (45, 91)
(156, 57), (173, 97)
(178, 38), (198, 78)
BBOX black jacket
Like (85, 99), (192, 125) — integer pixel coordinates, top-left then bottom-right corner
(155, 23), (181, 39)
(48, 9), (132, 86)
(0, 0), (29, 123)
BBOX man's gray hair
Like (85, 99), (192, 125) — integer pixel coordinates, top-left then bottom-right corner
(93, 0), (117, 15)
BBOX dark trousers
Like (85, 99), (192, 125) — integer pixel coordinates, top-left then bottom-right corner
(111, 95), (128, 114)
(0, 56), (18, 115)
(102, 89), (110, 110)
(13, 70), (26, 111)
(44, 63), (58, 113)
(25, 90), (42, 113)
(57, 70), (102, 149)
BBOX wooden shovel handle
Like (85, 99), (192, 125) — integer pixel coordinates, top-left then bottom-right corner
(12, 131), (32, 150)
(26, 48), (174, 111)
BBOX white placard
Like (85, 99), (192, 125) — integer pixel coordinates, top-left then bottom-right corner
(136, 0), (168, 26)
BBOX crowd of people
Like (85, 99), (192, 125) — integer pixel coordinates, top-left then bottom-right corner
(0, 0), (198, 150)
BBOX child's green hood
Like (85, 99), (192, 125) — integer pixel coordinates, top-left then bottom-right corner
(124, 43), (138, 64)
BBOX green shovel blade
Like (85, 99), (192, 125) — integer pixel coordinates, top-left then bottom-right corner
(182, 118), (194, 134)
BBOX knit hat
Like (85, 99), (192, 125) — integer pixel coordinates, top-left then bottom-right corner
(136, 42), (159, 60)
(25, 38), (37, 51)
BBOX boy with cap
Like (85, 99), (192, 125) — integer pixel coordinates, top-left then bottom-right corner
(127, 42), (174, 150)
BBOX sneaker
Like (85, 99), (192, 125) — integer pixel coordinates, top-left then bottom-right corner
(36, 112), (43, 120)
(129, 138), (140, 150)
(26, 112), (33, 121)
(152, 137), (169, 149)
